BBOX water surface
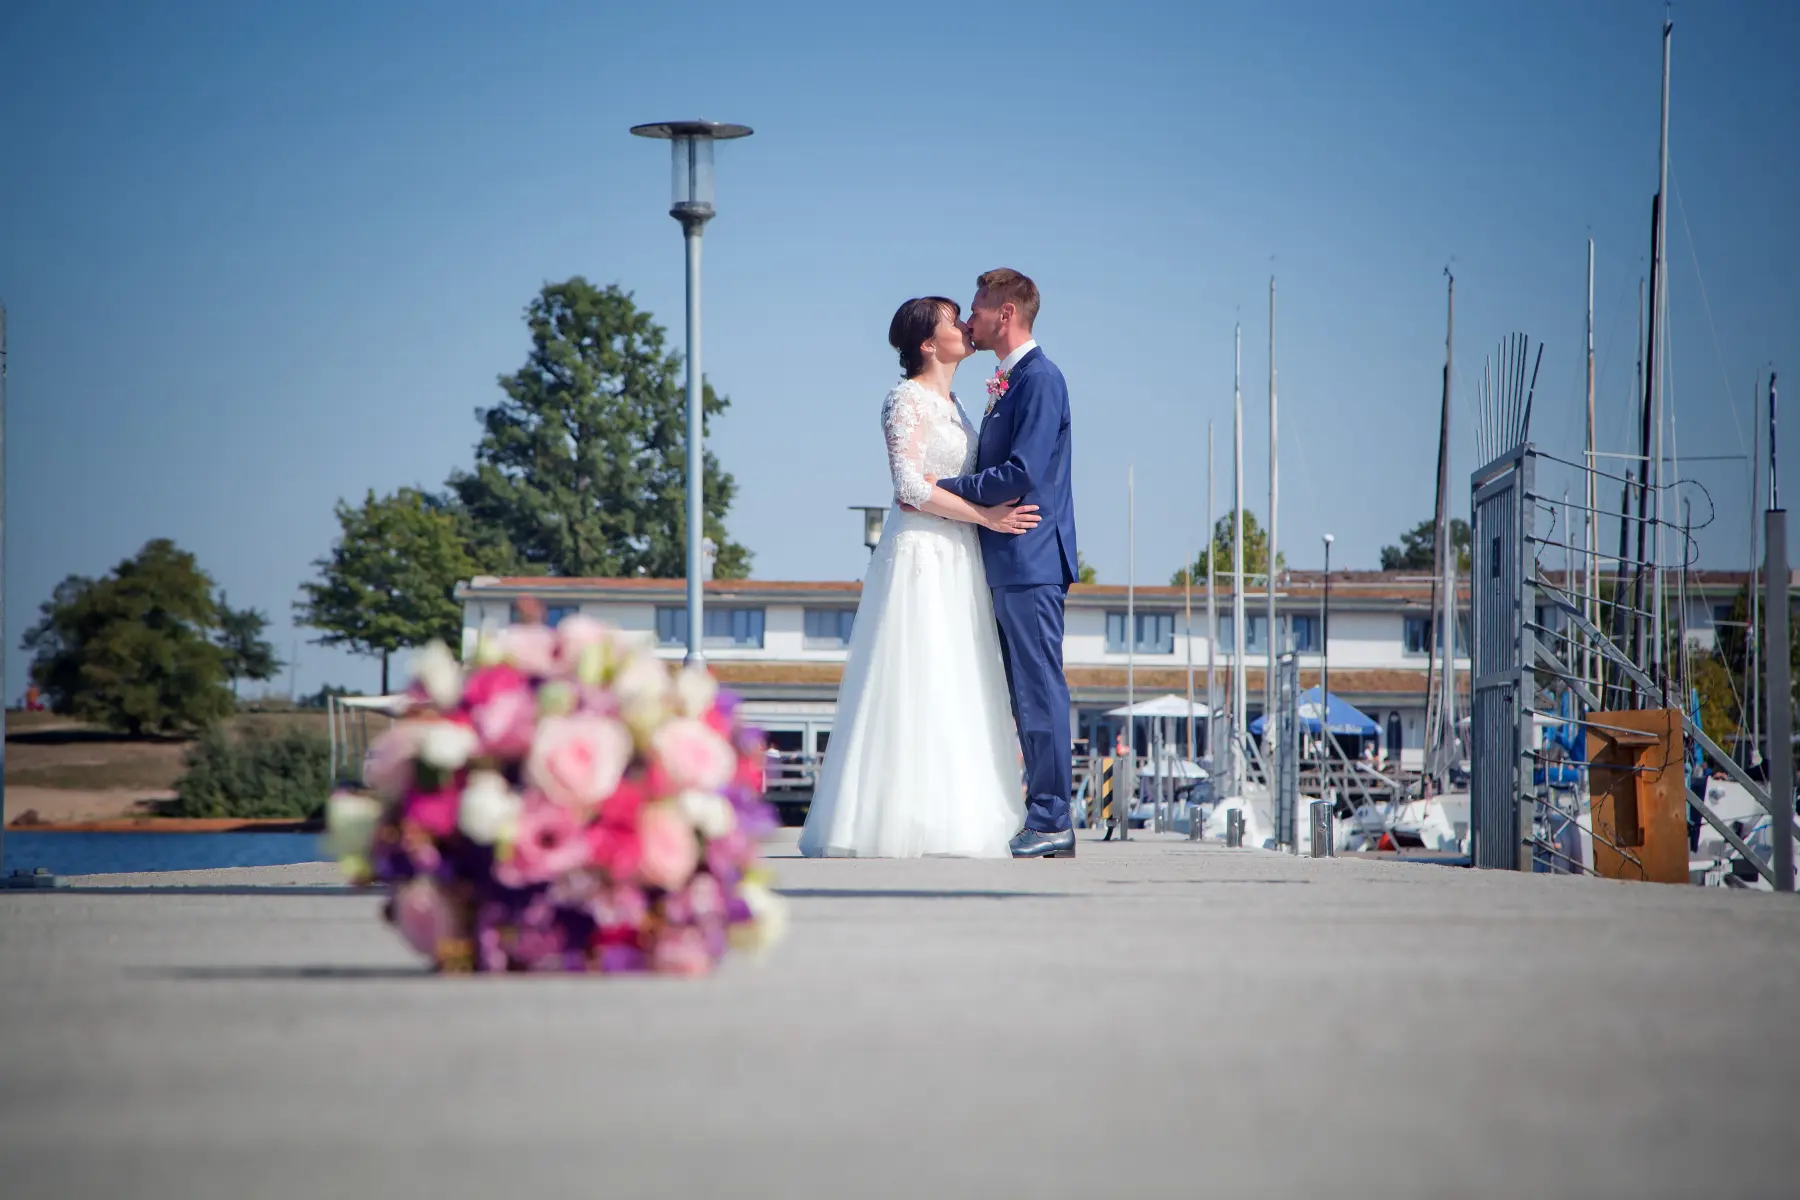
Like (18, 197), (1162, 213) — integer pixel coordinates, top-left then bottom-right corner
(3, 832), (329, 877)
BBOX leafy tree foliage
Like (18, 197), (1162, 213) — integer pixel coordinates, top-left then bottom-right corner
(449, 278), (752, 580)
(1170, 510), (1287, 586)
(295, 487), (477, 692)
(1380, 517), (1471, 572)
(22, 539), (234, 736)
(215, 593), (283, 697)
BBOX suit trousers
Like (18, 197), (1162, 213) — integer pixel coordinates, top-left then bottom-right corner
(991, 583), (1073, 832)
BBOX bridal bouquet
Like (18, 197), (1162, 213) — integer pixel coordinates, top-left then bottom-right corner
(323, 605), (785, 975)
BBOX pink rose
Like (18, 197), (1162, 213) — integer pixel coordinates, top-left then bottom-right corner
(651, 718), (737, 793)
(585, 821), (642, 883)
(525, 715), (633, 812)
(499, 623), (560, 678)
(637, 801), (700, 891)
(467, 674), (538, 760)
(363, 722), (424, 799)
(462, 664), (527, 708)
(554, 613), (612, 675)
(495, 795), (591, 888)
(649, 925), (714, 976)
(401, 786), (460, 839)
(392, 878), (457, 960)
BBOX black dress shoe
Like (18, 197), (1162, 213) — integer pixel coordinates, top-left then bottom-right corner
(1010, 827), (1076, 859)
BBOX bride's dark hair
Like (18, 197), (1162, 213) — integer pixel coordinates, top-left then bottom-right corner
(888, 296), (960, 377)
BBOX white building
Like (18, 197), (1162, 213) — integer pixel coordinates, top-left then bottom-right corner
(456, 569), (1762, 771)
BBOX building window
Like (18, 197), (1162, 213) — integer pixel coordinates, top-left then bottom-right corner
(1386, 712), (1403, 756)
(1404, 616), (1432, 655)
(1290, 614), (1320, 653)
(803, 608), (856, 648)
(1106, 611), (1174, 654)
(1218, 614), (1268, 654)
(1405, 614), (1471, 656)
(656, 606), (765, 649)
(511, 602), (579, 627)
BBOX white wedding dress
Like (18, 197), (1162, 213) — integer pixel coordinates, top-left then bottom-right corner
(797, 379), (1026, 858)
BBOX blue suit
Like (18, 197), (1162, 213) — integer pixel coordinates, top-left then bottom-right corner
(938, 346), (1078, 833)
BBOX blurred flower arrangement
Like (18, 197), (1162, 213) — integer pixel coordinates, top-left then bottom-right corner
(324, 600), (785, 975)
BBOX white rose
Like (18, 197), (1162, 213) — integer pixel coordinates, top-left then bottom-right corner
(412, 640), (464, 710)
(417, 721), (479, 771)
(458, 770), (522, 845)
(325, 791), (384, 862)
(673, 665), (718, 718)
(730, 879), (788, 955)
(677, 789), (737, 839)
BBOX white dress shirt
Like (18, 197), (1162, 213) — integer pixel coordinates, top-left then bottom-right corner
(997, 339), (1039, 375)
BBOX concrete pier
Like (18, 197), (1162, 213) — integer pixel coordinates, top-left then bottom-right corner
(3, 831), (1796, 1198)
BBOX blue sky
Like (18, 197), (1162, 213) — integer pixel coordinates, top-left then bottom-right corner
(4, 0), (1797, 699)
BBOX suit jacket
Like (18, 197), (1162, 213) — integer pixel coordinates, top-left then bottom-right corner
(938, 346), (1079, 588)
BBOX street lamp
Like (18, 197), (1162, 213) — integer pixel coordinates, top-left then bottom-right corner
(850, 506), (887, 553)
(1321, 533), (1334, 750)
(630, 119), (754, 666)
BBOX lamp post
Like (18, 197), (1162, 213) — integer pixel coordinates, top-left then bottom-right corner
(1321, 533), (1333, 754)
(850, 506), (887, 554)
(630, 119), (753, 666)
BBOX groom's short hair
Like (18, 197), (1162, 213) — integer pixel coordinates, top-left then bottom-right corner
(976, 268), (1039, 331)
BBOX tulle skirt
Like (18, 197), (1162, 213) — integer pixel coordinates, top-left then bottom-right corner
(798, 507), (1025, 858)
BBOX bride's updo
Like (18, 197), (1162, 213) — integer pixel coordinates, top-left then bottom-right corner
(889, 296), (960, 376)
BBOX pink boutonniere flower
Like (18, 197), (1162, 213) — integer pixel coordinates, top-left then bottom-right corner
(984, 368), (1009, 415)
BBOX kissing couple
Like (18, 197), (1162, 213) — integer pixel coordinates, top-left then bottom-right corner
(799, 268), (1080, 860)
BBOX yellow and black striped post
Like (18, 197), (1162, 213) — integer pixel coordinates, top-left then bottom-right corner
(1093, 757), (1117, 841)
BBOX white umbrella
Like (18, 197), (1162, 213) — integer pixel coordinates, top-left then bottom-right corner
(1105, 693), (1210, 719)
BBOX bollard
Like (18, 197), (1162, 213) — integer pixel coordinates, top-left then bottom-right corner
(1225, 807), (1244, 848)
(1309, 800), (1335, 858)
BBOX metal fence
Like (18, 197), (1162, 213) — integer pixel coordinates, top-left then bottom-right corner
(1466, 334), (1795, 886)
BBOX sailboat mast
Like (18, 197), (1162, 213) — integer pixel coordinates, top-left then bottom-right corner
(1233, 324), (1248, 794)
(1432, 271), (1456, 794)
(1650, 15), (1673, 695)
(1586, 238), (1599, 698)
(1125, 463), (1135, 842)
(1266, 277), (1279, 742)
(1751, 376), (1762, 766)
(1206, 419), (1218, 769)
(1185, 506), (1195, 762)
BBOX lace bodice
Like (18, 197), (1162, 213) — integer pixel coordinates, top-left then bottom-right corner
(881, 379), (978, 508)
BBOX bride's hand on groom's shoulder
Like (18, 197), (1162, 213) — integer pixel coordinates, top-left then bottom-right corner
(982, 502), (1040, 535)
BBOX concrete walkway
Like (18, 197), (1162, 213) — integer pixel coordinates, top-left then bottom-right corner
(3, 831), (1797, 1198)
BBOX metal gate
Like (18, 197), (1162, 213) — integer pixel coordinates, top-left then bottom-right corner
(1469, 334), (1541, 872)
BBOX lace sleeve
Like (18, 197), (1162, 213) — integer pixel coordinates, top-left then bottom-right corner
(881, 383), (933, 507)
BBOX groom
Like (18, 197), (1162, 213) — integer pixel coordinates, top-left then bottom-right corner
(934, 268), (1080, 858)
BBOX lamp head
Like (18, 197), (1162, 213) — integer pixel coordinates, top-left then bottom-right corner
(631, 121), (753, 230)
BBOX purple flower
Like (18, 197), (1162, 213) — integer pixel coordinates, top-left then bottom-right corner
(600, 944), (648, 973)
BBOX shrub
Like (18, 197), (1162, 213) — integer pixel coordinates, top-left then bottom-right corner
(169, 725), (332, 820)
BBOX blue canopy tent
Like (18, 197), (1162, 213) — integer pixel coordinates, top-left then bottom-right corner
(1249, 688), (1380, 739)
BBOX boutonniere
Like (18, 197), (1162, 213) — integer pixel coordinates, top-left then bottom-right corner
(984, 368), (1010, 415)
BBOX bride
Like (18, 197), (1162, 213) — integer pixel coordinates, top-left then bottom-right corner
(797, 297), (1038, 858)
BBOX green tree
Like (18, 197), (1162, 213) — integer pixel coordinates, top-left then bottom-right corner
(1170, 510), (1286, 586)
(1077, 552), (1097, 584)
(1379, 517), (1471, 572)
(449, 278), (752, 580)
(1688, 650), (1743, 752)
(296, 487), (478, 693)
(215, 593), (283, 698)
(21, 539), (235, 736)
